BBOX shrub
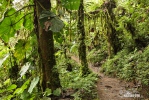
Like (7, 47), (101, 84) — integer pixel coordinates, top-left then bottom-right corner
(102, 46), (149, 85)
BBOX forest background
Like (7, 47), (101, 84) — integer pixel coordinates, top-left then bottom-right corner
(0, 0), (149, 99)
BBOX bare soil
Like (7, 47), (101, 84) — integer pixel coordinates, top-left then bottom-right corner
(71, 56), (143, 100)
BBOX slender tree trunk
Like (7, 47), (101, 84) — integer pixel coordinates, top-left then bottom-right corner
(34, 0), (60, 92)
(77, 0), (90, 76)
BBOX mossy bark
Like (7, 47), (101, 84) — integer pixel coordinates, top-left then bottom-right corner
(102, 0), (120, 57)
(34, 0), (60, 92)
(77, 0), (90, 76)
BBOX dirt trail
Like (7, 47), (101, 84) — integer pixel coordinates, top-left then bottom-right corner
(71, 56), (142, 100)
(91, 65), (135, 100)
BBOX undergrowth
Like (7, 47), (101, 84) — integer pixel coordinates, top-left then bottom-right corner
(56, 53), (99, 100)
(87, 48), (107, 65)
(102, 46), (149, 86)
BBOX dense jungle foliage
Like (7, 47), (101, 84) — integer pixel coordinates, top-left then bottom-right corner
(0, 0), (149, 99)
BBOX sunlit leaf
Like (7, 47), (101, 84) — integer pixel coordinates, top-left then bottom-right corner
(61, 0), (80, 10)
(4, 79), (10, 86)
(14, 79), (30, 94)
(28, 76), (39, 93)
(7, 84), (17, 91)
(0, 8), (8, 22)
(44, 88), (52, 96)
(0, 0), (8, 10)
(14, 39), (31, 61)
(13, 12), (24, 30)
(6, 95), (13, 100)
(23, 14), (34, 30)
(5, 8), (16, 16)
(70, 44), (78, 53)
(0, 17), (15, 42)
(0, 8), (25, 42)
(19, 62), (30, 77)
(0, 53), (9, 68)
(14, 88), (23, 94)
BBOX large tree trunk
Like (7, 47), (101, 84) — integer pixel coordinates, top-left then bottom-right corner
(77, 0), (90, 76)
(34, 0), (60, 92)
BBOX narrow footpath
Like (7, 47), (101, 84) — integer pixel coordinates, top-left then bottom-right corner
(71, 56), (142, 100)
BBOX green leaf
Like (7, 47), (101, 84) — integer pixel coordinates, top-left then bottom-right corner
(7, 84), (17, 91)
(19, 62), (30, 77)
(0, 8), (25, 42)
(5, 8), (16, 16)
(5, 95), (13, 100)
(39, 11), (64, 32)
(0, 89), (5, 93)
(49, 17), (64, 32)
(0, 8), (8, 22)
(14, 39), (26, 60)
(28, 76), (39, 93)
(4, 79), (10, 86)
(14, 88), (24, 94)
(13, 12), (24, 30)
(39, 11), (56, 28)
(39, 11), (56, 19)
(44, 88), (52, 96)
(23, 14), (34, 30)
(5, 8), (23, 30)
(14, 39), (31, 61)
(70, 44), (78, 53)
(0, 53), (9, 68)
(20, 90), (30, 100)
(54, 32), (63, 43)
(0, 0), (8, 11)
(61, 0), (80, 10)
(0, 8), (17, 42)
(0, 17), (15, 42)
(14, 79), (30, 94)
(53, 88), (61, 96)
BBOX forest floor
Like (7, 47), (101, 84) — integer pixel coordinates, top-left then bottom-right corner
(71, 56), (144, 100)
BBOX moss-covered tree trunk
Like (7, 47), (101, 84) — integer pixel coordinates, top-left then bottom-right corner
(102, 0), (120, 57)
(77, 0), (90, 76)
(34, 0), (60, 92)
